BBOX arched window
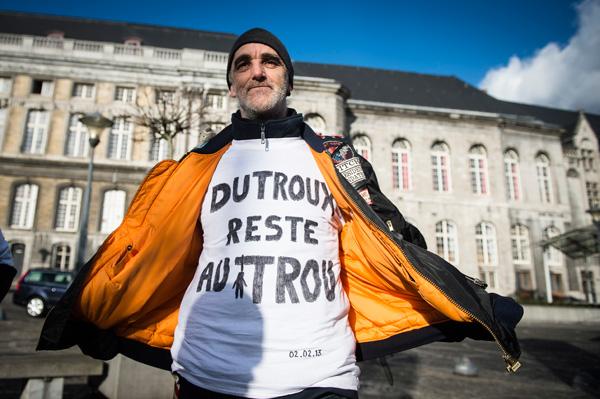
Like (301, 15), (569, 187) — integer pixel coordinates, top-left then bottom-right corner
(476, 222), (497, 265)
(392, 139), (411, 190)
(504, 149), (521, 200)
(536, 153), (554, 203)
(469, 145), (489, 195)
(101, 190), (126, 233)
(511, 224), (530, 263)
(352, 135), (371, 161)
(436, 220), (458, 263)
(431, 142), (451, 193)
(55, 187), (82, 231)
(11, 183), (39, 229)
(65, 113), (89, 157)
(305, 114), (326, 136)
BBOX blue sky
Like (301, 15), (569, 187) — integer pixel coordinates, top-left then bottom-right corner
(1, 0), (599, 113)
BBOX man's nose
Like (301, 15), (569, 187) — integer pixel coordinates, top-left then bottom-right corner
(251, 62), (266, 79)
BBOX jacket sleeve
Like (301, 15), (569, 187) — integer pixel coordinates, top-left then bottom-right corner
(320, 136), (427, 249)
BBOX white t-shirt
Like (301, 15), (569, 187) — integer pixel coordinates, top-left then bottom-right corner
(171, 136), (359, 398)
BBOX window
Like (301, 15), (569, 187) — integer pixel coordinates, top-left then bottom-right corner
(504, 149), (521, 200)
(469, 145), (489, 195)
(11, 183), (39, 229)
(536, 154), (554, 203)
(206, 94), (225, 109)
(55, 187), (82, 231)
(156, 89), (175, 105)
(436, 220), (458, 263)
(101, 190), (126, 233)
(431, 142), (451, 193)
(0, 109), (6, 136)
(543, 226), (563, 266)
(108, 117), (133, 160)
(511, 224), (530, 263)
(587, 182), (599, 208)
(65, 114), (89, 157)
(516, 271), (532, 291)
(31, 79), (54, 96)
(0, 77), (12, 94)
(53, 245), (71, 270)
(580, 140), (595, 171)
(123, 37), (142, 46)
(150, 135), (169, 162)
(476, 222), (497, 265)
(72, 83), (94, 99)
(115, 86), (135, 103)
(353, 135), (371, 161)
(305, 114), (326, 136)
(392, 139), (411, 190)
(479, 270), (497, 290)
(551, 273), (563, 295)
(21, 110), (49, 154)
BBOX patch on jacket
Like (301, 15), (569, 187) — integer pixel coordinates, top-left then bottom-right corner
(323, 142), (367, 186)
(359, 188), (373, 205)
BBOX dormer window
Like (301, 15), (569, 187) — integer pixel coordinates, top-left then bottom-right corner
(46, 31), (65, 39)
(123, 37), (142, 46)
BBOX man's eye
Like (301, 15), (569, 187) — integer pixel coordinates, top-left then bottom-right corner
(235, 61), (250, 70)
(264, 58), (281, 67)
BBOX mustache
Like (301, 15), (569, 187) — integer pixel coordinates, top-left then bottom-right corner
(245, 82), (273, 90)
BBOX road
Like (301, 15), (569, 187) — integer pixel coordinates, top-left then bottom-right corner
(1, 296), (599, 399)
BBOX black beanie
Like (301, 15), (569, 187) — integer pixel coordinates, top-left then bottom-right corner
(226, 28), (294, 90)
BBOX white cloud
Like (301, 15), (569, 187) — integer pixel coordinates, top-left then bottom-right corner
(479, 0), (600, 114)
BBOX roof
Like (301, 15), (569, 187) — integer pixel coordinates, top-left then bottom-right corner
(294, 62), (522, 115)
(1, 10), (599, 135)
(0, 11), (237, 52)
(293, 61), (600, 132)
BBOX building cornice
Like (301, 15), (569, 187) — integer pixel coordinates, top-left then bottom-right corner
(347, 99), (566, 134)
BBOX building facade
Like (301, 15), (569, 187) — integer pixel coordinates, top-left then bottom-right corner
(1, 11), (599, 303)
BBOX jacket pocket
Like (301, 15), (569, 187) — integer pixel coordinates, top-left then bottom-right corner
(106, 225), (152, 280)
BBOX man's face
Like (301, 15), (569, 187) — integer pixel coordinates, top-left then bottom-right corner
(229, 43), (290, 121)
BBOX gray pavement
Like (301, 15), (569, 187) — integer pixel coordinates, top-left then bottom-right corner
(1, 296), (599, 399)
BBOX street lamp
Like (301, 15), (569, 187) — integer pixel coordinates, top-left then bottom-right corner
(75, 112), (113, 272)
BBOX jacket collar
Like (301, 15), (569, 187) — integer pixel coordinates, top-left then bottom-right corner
(231, 109), (305, 140)
(192, 108), (324, 155)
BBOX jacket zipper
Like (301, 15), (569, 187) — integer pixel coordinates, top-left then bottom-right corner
(330, 158), (521, 372)
(260, 124), (269, 152)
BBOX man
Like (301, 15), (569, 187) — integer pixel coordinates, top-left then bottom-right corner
(38, 28), (522, 399)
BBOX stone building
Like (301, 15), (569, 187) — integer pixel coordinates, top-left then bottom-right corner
(1, 11), (599, 303)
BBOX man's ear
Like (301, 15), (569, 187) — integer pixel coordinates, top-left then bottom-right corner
(229, 84), (237, 98)
(286, 86), (292, 97)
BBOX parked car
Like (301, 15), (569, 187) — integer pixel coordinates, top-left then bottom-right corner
(13, 268), (74, 317)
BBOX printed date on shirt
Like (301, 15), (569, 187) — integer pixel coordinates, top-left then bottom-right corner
(289, 349), (323, 359)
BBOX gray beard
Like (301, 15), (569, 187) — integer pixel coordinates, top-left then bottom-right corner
(236, 83), (288, 121)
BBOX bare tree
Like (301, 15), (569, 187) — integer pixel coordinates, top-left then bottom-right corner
(133, 87), (194, 160)
(122, 86), (222, 160)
